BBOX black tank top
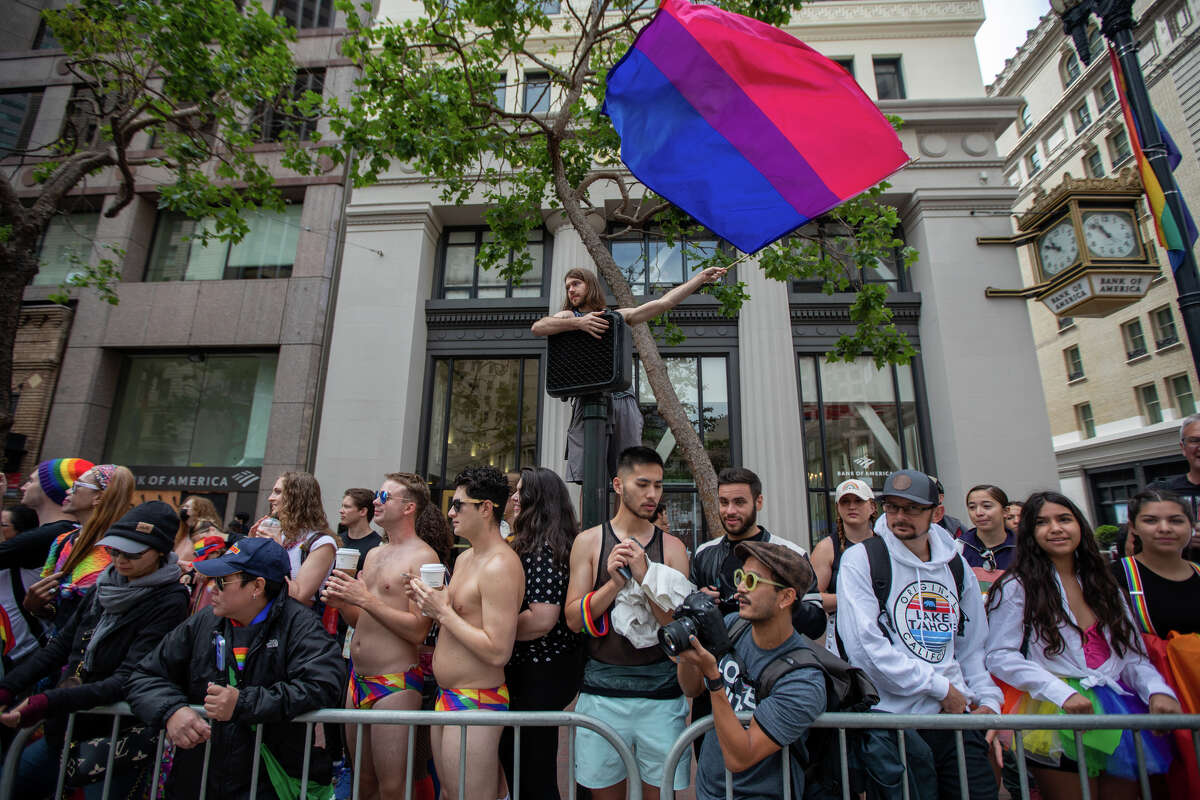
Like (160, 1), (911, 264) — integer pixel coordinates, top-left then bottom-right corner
(586, 521), (668, 666)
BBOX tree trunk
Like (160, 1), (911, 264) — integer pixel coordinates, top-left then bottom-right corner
(551, 170), (723, 540)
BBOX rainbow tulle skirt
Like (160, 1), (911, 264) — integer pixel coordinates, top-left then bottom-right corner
(1002, 677), (1173, 779)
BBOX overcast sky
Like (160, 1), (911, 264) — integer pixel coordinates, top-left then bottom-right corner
(975, 0), (1052, 85)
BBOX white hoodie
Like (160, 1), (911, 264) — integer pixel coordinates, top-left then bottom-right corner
(836, 517), (1002, 715)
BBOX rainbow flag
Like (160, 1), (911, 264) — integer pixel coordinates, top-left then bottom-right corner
(1110, 46), (1198, 271)
(603, 0), (908, 254)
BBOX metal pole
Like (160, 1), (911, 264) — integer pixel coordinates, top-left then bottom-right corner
(580, 393), (610, 529)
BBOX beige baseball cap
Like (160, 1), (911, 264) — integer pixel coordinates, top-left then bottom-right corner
(835, 479), (875, 502)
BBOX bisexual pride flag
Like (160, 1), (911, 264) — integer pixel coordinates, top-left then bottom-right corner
(603, 0), (909, 253)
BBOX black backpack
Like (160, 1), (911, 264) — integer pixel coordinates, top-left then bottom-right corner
(726, 618), (879, 799)
(835, 535), (969, 659)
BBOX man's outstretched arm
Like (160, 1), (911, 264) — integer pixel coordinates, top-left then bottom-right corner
(619, 266), (727, 325)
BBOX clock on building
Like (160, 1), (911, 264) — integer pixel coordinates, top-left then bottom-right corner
(1081, 209), (1138, 259)
(1037, 217), (1080, 277)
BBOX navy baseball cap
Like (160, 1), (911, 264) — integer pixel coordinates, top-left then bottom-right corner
(193, 537), (291, 583)
(880, 470), (940, 506)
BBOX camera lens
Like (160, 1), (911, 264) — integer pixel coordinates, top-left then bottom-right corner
(657, 616), (698, 657)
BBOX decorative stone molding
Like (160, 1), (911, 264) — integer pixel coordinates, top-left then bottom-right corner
(1017, 168), (1142, 228)
(918, 134), (949, 158)
(961, 133), (992, 157)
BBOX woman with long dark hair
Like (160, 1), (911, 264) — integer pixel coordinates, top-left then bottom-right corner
(1112, 489), (1200, 637)
(499, 467), (582, 800)
(985, 491), (1180, 799)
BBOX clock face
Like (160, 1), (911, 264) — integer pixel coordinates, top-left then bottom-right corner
(1082, 211), (1137, 259)
(1038, 219), (1080, 277)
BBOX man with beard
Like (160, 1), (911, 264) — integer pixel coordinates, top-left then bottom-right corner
(564, 446), (691, 800)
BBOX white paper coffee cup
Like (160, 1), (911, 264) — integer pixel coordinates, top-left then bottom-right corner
(335, 547), (359, 575)
(419, 563), (446, 589)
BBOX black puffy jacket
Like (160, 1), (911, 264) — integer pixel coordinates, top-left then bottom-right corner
(0, 569), (189, 743)
(127, 587), (346, 800)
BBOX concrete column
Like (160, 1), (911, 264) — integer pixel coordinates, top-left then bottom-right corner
(311, 202), (441, 519)
(737, 264), (811, 548)
(903, 188), (1059, 514)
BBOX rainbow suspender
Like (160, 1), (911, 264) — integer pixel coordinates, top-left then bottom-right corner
(1121, 556), (1156, 636)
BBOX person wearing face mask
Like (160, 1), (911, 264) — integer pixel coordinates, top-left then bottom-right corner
(174, 496), (227, 562)
(0, 501), (188, 798)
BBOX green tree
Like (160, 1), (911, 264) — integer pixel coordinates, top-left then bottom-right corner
(308, 0), (916, 533)
(0, 0), (316, 444)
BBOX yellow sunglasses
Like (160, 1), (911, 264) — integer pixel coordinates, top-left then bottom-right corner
(733, 568), (786, 591)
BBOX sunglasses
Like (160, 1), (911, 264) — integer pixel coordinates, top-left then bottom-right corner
(734, 568), (786, 591)
(449, 498), (487, 513)
(375, 489), (413, 506)
(73, 480), (102, 492)
(212, 573), (249, 591)
(104, 546), (148, 560)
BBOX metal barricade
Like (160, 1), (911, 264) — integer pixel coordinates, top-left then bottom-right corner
(0, 704), (641, 800)
(660, 711), (1200, 800)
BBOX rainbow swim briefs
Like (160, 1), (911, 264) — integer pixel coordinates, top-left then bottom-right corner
(349, 664), (424, 710)
(434, 685), (510, 711)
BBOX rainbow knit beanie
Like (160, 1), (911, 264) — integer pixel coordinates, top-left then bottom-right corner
(37, 458), (95, 506)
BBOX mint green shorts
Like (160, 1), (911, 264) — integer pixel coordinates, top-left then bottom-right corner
(573, 692), (691, 790)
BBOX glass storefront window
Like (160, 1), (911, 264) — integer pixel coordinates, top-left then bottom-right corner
(799, 355), (925, 544)
(145, 206), (302, 281)
(34, 211), (101, 286)
(424, 357), (540, 505)
(634, 355), (731, 552)
(108, 353), (278, 467)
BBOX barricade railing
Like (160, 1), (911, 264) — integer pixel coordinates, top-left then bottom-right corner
(659, 712), (1200, 800)
(0, 704), (641, 800)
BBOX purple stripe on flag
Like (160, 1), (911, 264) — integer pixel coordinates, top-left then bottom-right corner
(635, 10), (840, 217)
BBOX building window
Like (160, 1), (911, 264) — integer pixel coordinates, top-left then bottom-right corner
(493, 73), (507, 110)
(798, 355), (924, 544)
(274, 0), (334, 29)
(537, 0), (561, 12)
(1027, 150), (1043, 175)
(831, 57), (854, 78)
(788, 223), (906, 294)
(1139, 383), (1164, 424)
(1018, 103), (1031, 133)
(1076, 402), (1096, 438)
(145, 205), (303, 281)
(1096, 79), (1117, 110)
(1065, 345), (1084, 381)
(1005, 168), (1021, 187)
(1170, 374), (1196, 416)
(1086, 27), (1104, 61)
(610, 230), (719, 295)
(0, 90), (42, 158)
(1168, 3), (1193, 39)
(1108, 129), (1132, 166)
(1074, 101), (1092, 133)
(438, 227), (548, 299)
(33, 211), (101, 287)
(1046, 125), (1067, 154)
(255, 69), (324, 143)
(1121, 319), (1148, 359)
(523, 71), (550, 113)
(1062, 51), (1082, 87)
(424, 357), (540, 506)
(1086, 149), (1106, 178)
(1058, 316), (1075, 331)
(635, 355), (732, 551)
(107, 353), (278, 467)
(32, 19), (59, 50)
(873, 57), (905, 100)
(1151, 305), (1179, 349)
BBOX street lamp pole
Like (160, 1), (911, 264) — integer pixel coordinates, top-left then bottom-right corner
(1051, 0), (1200, 377)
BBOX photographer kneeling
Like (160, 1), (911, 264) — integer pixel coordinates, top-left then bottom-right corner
(672, 541), (826, 800)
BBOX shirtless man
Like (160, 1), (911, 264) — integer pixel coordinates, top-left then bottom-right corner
(323, 473), (439, 800)
(530, 265), (726, 482)
(408, 466), (523, 800)
(564, 446), (691, 800)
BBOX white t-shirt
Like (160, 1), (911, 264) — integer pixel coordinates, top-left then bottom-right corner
(284, 531), (337, 599)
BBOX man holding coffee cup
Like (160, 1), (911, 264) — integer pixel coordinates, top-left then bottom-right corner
(323, 473), (441, 800)
(407, 466), (524, 800)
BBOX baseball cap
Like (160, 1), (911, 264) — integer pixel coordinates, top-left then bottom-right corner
(97, 501), (179, 555)
(735, 541), (814, 593)
(880, 470), (939, 507)
(835, 479), (874, 502)
(193, 537), (291, 583)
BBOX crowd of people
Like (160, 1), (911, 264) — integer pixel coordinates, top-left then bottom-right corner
(0, 413), (1198, 800)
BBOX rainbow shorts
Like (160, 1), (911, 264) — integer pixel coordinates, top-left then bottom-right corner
(349, 664), (424, 710)
(434, 685), (510, 711)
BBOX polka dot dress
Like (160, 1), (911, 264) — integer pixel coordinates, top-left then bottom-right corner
(510, 546), (579, 665)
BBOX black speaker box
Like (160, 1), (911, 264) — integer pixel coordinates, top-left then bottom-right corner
(545, 310), (633, 398)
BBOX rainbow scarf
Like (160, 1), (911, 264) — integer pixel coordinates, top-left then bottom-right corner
(43, 529), (111, 600)
(1109, 46), (1198, 271)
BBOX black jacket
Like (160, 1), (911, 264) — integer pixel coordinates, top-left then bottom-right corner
(689, 526), (826, 639)
(0, 570), (189, 742)
(127, 588), (346, 800)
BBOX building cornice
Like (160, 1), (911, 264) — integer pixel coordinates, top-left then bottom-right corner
(989, 13), (1060, 96)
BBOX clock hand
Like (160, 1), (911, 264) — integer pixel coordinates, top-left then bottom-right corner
(1088, 223), (1113, 239)
(1045, 242), (1061, 252)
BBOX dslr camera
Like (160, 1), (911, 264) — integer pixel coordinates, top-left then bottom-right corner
(657, 591), (733, 658)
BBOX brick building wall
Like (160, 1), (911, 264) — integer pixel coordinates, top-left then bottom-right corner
(10, 304), (73, 482)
